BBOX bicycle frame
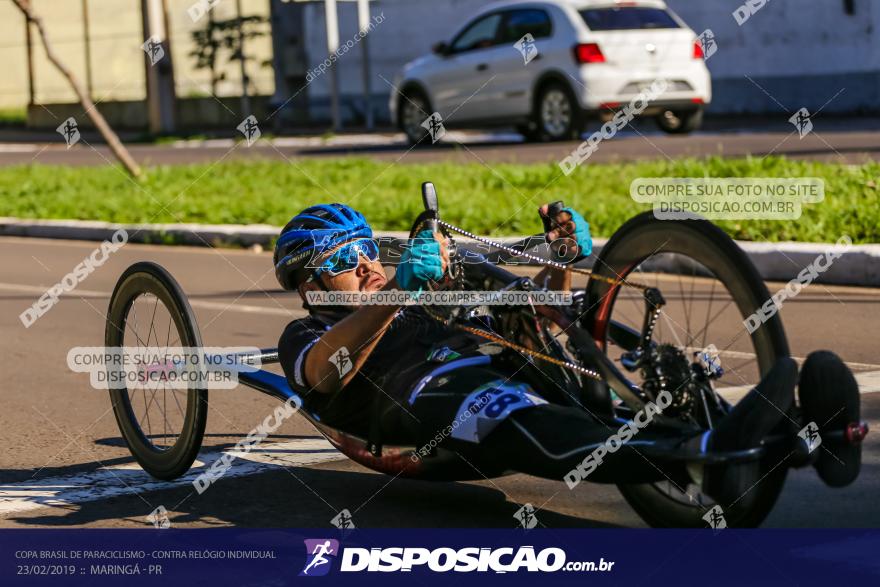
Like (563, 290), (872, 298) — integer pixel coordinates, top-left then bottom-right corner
(229, 246), (769, 481)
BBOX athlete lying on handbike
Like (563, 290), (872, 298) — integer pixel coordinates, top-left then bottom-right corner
(272, 193), (865, 527)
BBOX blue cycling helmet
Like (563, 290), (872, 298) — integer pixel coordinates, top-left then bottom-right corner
(274, 203), (372, 290)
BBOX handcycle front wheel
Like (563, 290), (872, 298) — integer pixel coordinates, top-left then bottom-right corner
(105, 261), (208, 480)
(581, 212), (791, 528)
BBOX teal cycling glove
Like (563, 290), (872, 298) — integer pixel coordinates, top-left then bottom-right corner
(563, 207), (592, 260)
(544, 207), (592, 262)
(396, 230), (444, 291)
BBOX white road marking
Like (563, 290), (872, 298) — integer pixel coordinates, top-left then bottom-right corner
(716, 369), (880, 402)
(0, 438), (344, 517)
(683, 345), (880, 373)
(0, 144), (40, 153)
(0, 282), (298, 317)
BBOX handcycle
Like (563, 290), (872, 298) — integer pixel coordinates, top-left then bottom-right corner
(104, 182), (867, 527)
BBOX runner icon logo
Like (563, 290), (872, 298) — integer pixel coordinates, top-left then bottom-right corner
(514, 503), (539, 529)
(702, 505), (727, 530)
(56, 117), (80, 148)
(331, 509), (356, 530)
(514, 33), (538, 65)
(146, 505), (171, 529)
(789, 108), (813, 138)
(421, 112), (446, 143)
(300, 539), (340, 577)
(798, 422), (822, 454)
(330, 347), (353, 378)
(237, 115), (262, 146)
(141, 36), (165, 66)
(697, 29), (718, 60)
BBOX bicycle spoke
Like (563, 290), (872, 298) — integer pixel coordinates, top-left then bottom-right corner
(122, 294), (187, 451)
(692, 296), (735, 353)
(126, 295), (148, 349)
(677, 267), (692, 348)
(163, 378), (167, 447)
(660, 310), (686, 349)
(700, 279), (717, 351)
(142, 390), (152, 440)
(171, 388), (186, 420)
(146, 295), (160, 349)
(686, 262), (697, 347)
(164, 312), (172, 347)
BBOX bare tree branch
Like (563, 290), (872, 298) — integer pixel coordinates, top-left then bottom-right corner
(13, 0), (143, 178)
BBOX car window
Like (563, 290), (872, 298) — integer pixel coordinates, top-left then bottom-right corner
(450, 13), (503, 53)
(501, 9), (553, 42)
(579, 7), (680, 30)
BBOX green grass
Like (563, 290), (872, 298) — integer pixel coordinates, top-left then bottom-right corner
(0, 106), (26, 127)
(1, 156), (877, 243)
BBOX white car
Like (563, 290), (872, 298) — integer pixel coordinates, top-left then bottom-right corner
(390, 0), (712, 144)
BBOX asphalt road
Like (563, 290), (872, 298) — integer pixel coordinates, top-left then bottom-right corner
(1, 237), (878, 529)
(3, 121), (880, 167)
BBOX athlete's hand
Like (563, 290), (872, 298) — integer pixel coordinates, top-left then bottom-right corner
(396, 230), (449, 291)
(538, 204), (592, 263)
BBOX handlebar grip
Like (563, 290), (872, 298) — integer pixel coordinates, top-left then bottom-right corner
(422, 182), (439, 214)
(547, 201), (565, 218)
(541, 200), (566, 236)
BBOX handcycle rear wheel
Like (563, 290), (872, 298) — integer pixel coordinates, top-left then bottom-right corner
(105, 262), (208, 480)
(582, 212), (791, 527)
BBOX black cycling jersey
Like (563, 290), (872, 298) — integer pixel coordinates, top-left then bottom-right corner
(279, 305), (688, 485)
(278, 306), (486, 434)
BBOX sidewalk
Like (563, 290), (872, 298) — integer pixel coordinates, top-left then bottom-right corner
(3, 114), (880, 146)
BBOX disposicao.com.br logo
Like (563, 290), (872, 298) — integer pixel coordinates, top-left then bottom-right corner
(299, 539), (614, 575)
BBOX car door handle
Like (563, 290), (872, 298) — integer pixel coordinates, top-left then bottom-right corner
(476, 63), (489, 71)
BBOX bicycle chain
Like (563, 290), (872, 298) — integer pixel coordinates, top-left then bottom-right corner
(435, 220), (651, 291)
(410, 218), (647, 381)
(456, 323), (604, 381)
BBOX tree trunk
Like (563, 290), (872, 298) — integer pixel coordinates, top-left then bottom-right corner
(12, 0), (142, 178)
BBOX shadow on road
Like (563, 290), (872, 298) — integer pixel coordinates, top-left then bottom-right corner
(5, 464), (621, 528)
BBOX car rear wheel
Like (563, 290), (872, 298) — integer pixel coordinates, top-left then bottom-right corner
(656, 107), (703, 134)
(534, 83), (581, 141)
(399, 91), (432, 145)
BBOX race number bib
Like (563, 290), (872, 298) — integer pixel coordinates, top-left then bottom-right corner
(451, 379), (547, 443)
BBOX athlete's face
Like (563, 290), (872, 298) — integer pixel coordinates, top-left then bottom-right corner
(298, 239), (387, 303)
(321, 255), (387, 292)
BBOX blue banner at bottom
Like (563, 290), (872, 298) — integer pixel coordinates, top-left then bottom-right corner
(1, 529), (878, 586)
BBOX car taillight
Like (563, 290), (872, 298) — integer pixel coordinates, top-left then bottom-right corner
(574, 43), (605, 64)
(693, 40), (704, 60)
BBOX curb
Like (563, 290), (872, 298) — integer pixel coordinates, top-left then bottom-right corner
(1, 217), (878, 287)
(0, 217), (280, 248)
